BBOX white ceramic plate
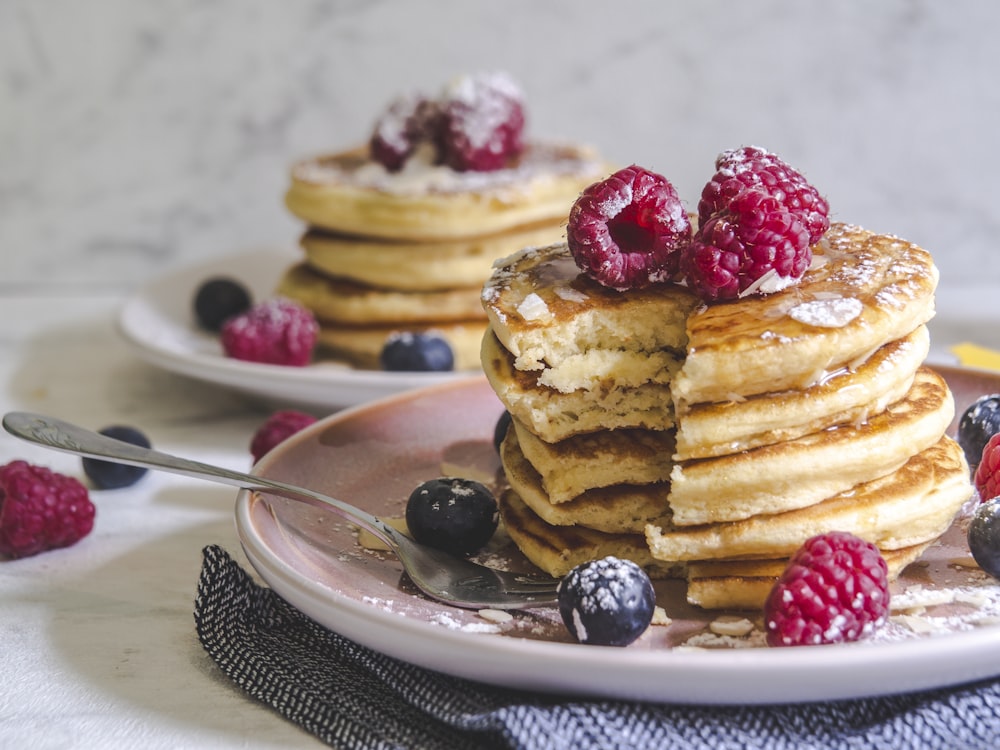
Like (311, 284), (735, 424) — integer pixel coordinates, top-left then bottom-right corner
(236, 371), (1000, 705)
(116, 249), (470, 411)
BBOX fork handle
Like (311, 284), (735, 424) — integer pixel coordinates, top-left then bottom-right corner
(1, 411), (402, 551)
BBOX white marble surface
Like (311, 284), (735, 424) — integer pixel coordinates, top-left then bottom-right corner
(1, 1), (999, 746)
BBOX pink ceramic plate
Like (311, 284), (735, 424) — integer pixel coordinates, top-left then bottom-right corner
(236, 368), (1000, 704)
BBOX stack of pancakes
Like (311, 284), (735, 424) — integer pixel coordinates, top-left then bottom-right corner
(482, 222), (973, 609)
(277, 143), (606, 370)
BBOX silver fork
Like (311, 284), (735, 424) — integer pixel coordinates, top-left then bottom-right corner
(2, 411), (560, 610)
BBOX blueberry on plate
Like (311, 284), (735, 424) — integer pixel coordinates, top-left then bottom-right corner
(193, 277), (252, 331)
(380, 332), (454, 372)
(82, 425), (152, 489)
(405, 477), (498, 556)
(958, 394), (1000, 470)
(969, 498), (1000, 578)
(558, 556), (656, 647)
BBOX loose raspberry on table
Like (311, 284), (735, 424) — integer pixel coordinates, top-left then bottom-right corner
(682, 187), (811, 301)
(221, 298), (318, 367)
(567, 165), (692, 291)
(698, 146), (830, 245)
(974, 433), (1000, 502)
(764, 531), (889, 647)
(250, 410), (318, 463)
(0, 460), (95, 559)
(437, 71), (525, 172)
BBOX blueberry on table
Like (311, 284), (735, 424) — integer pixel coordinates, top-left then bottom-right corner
(958, 394), (1000, 470)
(193, 277), (252, 331)
(405, 477), (498, 556)
(969, 498), (1000, 578)
(380, 332), (454, 372)
(558, 556), (656, 646)
(82, 425), (152, 489)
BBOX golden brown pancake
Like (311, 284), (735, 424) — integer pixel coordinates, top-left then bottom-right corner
(299, 221), (566, 293)
(285, 143), (608, 240)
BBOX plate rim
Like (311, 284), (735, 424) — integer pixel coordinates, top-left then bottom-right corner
(234, 372), (1000, 705)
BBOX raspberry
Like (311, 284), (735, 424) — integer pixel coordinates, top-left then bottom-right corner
(437, 72), (525, 172)
(370, 93), (442, 172)
(0, 460), (95, 559)
(567, 165), (692, 291)
(698, 146), (830, 244)
(764, 531), (889, 647)
(221, 298), (318, 367)
(250, 410), (318, 463)
(974, 433), (1000, 502)
(682, 188), (811, 301)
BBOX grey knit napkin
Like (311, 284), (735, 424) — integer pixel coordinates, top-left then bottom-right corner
(194, 545), (1000, 750)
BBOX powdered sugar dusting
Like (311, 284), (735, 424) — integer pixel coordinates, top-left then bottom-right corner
(788, 297), (864, 328)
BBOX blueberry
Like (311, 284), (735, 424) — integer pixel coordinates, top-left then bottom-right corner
(968, 498), (1000, 578)
(380, 332), (454, 372)
(492, 410), (512, 454)
(405, 477), (498, 556)
(82, 425), (152, 489)
(958, 394), (1000, 470)
(558, 556), (655, 647)
(193, 277), (252, 331)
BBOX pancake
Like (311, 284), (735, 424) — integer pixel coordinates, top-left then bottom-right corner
(482, 329), (680, 440)
(645, 436), (970, 563)
(672, 224), (938, 406)
(300, 221), (566, 292)
(675, 324), (929, 460)
(497, 487), (683, 580)
(481, 224), (937, 411)
(501, 425), (670, 534)
(277, 263), (486, 325)
(685, 543), (931, 611)
(315, 320), (486, 371)
(510, 416), (675, 504)
(285, 142), (607, 240)
(669, 367), (953, 525)
(482, 242), (699, 381)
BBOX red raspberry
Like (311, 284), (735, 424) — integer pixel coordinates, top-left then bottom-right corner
(221, 298), (318, 367)
(250, 410), (318, 463)
(567, 165), (692, 291)
(974, 433), (1000, 502)
(682, 188), (811, 302)
(0, 460), (95, 559)
(370, 94), (442, 172)
(437, 72), (525, 172)
(698, 146), (830, 244)
(764, 531), (889, 647)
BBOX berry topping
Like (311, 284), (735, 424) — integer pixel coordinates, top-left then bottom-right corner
(193, 277), (252, 331)
(493, 410), (512, 454)
(699, 146), (830, 245)
(958, 394), (1000, 470)
(764, 532), (889, 647)
(0, 460), (95, 559)
(567, 165), (692, 291)
(438, 72), (525, 172)
(557, 556), (655, 647)
(968, 498), (1000, 578)
(974, 433), (1000, 502)
(370, 93), (442, 172)
(682, 188), (811, 302)
(405, 477), (498, 556)
(221, 298), (318, 367)
(82, 425), (151, 489)
(379, 332), (454, 372)
(250, 410), (318, 464)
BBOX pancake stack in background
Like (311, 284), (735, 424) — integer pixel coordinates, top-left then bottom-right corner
(277, 72), (607, 371)
(483, 175), (973, 610)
